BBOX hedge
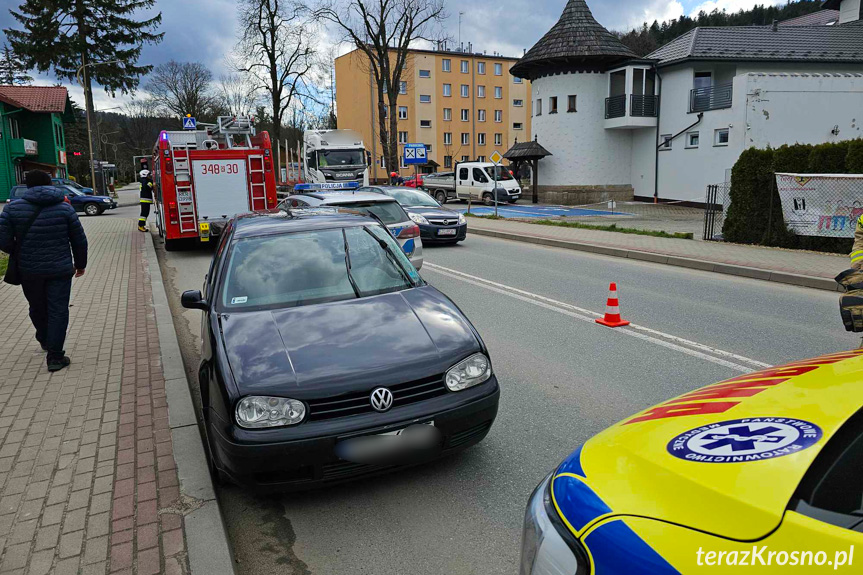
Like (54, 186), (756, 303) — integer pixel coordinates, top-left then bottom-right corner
(723, 139), (862, 253)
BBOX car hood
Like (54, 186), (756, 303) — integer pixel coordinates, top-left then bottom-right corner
(80, 195), (113, 201)
(552, 350), (863, 542)
(404, 206), (460, 219)
(219, 286), (482, 397)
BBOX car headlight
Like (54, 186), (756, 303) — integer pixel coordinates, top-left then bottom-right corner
(521, 473), (588, 575)
(235, 396), (306, 429)
(445, 353), (491, 391)
(102, 198), (111, 202)
(458, 213), (466, 225)
(409, 213), (429, 225)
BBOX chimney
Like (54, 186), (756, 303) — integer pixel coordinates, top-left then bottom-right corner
(771, 19), (778, 31)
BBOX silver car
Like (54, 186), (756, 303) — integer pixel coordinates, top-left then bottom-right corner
(281, 191), (424, 269)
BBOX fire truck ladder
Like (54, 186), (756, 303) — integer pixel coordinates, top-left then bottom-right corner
(171, 143), (199, 234)
(248, 155), (268, 211)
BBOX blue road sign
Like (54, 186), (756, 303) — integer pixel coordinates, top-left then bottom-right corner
(183, 116), (197, 130)
(403, 143), (427, 165)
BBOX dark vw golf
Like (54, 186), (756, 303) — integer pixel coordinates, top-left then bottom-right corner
(182, 208), (499, 489)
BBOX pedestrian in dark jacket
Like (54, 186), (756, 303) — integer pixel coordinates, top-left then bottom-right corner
(0, 170), (88, 372)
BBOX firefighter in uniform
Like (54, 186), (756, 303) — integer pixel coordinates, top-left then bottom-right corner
(138, 170), (154, 232)
(838, 216), (863, 333)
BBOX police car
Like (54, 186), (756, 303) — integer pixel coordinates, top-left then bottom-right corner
(281, 183), (423, 269)
(522, 350), (863, 574)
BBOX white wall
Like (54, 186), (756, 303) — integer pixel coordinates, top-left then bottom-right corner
(531, 72), (633, 187)
(840, 0), (861, 23)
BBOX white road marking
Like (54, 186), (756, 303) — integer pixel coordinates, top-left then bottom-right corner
(423, 263), (770, 374)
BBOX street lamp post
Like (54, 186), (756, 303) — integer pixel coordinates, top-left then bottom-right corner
(76, 59), (123, 192)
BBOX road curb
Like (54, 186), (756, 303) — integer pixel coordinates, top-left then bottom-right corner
(469, 227), (841, 292)
(143, 231), (237, 575)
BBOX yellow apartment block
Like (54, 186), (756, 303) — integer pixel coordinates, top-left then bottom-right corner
(335, 47), (532, 182)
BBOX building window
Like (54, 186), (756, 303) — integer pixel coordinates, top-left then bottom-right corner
(419, 69), (431, 78)
(513, 99), (523, 107)
(686, 132), (700, 148)
(443, 108), (452, 121)
(478, 62), (486, 75)
(494, 86), (502, 99)
(568, 95), (577, 113)
(659, 134), (672, 150)
(461, 109), (469, 122)
(399, 81), (407, 94)
(420, 119), (432, 128)
(398, 106), (408, 119)
(443, 132), (452, 145)
(460, 84), (469, 98)
(460, 60), (469, 73)
(514, 77), (523, 84)
(444, 155), (452, 168)
(477, 85), (486, 98)
(425, 144), (432, 152)
(442, 59), (451, 72)
(461, 133), (470, 145)
(714, 128), (730, 146)
(381, 106), (388, 119)
(535, 99), (542, 116)
(478, 109), (486, 122)
(549, 96), (558, 114)
(461, 155), (469, 162)
(9, 117), (20, 139)
(494, 110), (502, 123)
(477, 133), (486, 146)
(494, 133), (502, 146)
(477, 156), (486, 162)
(420, 94), (431, 103)
(494, 63), (502, 75)
(399, 131), (408, 144)
(513, 122), (523, 130)
(443, 83), (452, 97)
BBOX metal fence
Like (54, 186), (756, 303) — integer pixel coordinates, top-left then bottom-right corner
(703, 181), (730, 240)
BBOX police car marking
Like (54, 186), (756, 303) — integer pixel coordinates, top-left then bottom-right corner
(667, 417), (822, 463)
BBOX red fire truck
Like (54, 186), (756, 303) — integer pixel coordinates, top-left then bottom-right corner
(152, 116), (278, 251)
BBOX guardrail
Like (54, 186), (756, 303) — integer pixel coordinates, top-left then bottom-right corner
(690, 83), (733, 113)
(605, 95), (626, 119)
(630, 94), (658, 117)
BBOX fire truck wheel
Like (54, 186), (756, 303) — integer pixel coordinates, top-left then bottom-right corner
(164, 239), (180, 252)
(83, 203), (102, 216)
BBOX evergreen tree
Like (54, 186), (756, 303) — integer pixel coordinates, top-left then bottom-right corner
(5, 0), (163, 165)
(0, 43), (32, 85)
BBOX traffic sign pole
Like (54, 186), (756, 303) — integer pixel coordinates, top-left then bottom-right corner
(490, 150), (503, 218)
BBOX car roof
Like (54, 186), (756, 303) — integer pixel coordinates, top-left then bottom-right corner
(371, 186), (422, 192)
(231, 209), (377, 239)
(293, 191), (399, 203)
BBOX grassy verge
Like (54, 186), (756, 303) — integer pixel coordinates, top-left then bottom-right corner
(463, 212), (504, 220)
(465, 213), (693, 239)
(0, 254), (7, 276)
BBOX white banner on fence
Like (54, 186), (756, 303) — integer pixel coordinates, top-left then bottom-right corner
(776, 173), (863, 238)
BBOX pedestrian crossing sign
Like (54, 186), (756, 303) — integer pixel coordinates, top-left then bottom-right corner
(183, 116), (197, 130)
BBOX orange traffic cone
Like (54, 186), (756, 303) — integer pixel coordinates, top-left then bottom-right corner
(595, 282), (630, 328)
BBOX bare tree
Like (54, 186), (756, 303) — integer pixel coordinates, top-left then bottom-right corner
(145, 60), (216, 119)
(236, 0), (317, 143)
(216, 72), (259, 117)
(317, 0), (446, 177)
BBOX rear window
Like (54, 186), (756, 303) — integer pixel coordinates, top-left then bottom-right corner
(219, 225), (419, 310)
(329, 201), (408, 225)
(11, 187), (26, 199)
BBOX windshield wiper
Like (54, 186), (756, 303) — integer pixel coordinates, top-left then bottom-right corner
(342, 230), (362, 298)
(362, 227), (415, 286)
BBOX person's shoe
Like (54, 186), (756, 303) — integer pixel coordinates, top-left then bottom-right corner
(47, 356), (71, 372)
(138, 226), (149, 232)
(40, 343), (48, 352)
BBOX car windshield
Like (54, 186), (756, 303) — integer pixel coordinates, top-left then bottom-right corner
(220, 225), (418, 310)
(62, 186), (82, 197)
(328, 201), (408, 225)
(485, 166), (514, 181)
(66, 181), (85, 190)
(318, 149), (365, 167)
(386, 189), (440, 208)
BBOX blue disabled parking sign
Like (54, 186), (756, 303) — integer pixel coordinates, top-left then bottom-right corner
(403, 143), (427, 165)
(183, 116), (197, 130)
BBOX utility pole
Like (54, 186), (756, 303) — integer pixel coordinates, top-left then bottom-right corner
(76, 59), (123, 191)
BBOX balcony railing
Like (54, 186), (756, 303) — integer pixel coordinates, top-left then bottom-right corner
(630, 94), (658, 117)
(690, 83), (733, 113)
(605, 95), (626, 119)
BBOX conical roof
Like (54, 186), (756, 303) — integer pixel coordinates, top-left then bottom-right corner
(511, 0), (637, 79)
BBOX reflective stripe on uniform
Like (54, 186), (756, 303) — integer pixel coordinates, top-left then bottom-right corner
(852, 251), (863, 263)
(140, 199), (154, 204)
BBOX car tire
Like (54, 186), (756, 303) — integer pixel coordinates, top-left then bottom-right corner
(482, 193), (494, 206)
(434, 190), (447, 204)
(83, 203), (101, 216)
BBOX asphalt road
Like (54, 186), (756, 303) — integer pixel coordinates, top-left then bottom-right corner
(151, 224), (853, 575)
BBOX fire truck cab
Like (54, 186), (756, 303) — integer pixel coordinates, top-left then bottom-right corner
(152, 116), (277, 250)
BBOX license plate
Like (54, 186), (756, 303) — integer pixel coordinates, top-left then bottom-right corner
(438, 228), (457, 236)
(177, 191), (192, 202)
(198, 222), (210, 242)
(378, 421), (434, 436)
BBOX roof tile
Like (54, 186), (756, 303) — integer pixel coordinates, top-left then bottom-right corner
(0, 85), (70, 113)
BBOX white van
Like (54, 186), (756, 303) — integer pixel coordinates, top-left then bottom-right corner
(422, 162), (521, 205)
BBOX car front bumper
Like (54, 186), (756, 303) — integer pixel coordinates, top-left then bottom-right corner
(420, 223), (468, 243)
(207, 376), (500, 491)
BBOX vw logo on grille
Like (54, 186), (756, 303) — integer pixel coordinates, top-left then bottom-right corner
(370, 387), (394, 412)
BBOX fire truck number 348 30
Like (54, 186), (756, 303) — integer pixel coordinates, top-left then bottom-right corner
(200, 162), (240, 175)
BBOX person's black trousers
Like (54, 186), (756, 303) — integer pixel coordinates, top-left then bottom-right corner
(139, 201), (151, 228)
(20, 275), (73, 361)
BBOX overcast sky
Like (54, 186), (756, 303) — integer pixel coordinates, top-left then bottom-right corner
(0, 0), (784, 111)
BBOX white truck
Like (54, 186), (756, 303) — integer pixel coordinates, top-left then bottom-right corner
(303, 129), (370, 187)
(422, 162), (521, 205)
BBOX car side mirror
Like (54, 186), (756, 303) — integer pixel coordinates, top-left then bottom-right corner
(181, 290), (208, 311)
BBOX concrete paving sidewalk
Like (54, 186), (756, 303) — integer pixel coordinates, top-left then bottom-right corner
(0, 215), (232, 574)
(465, 216), (848, 290)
